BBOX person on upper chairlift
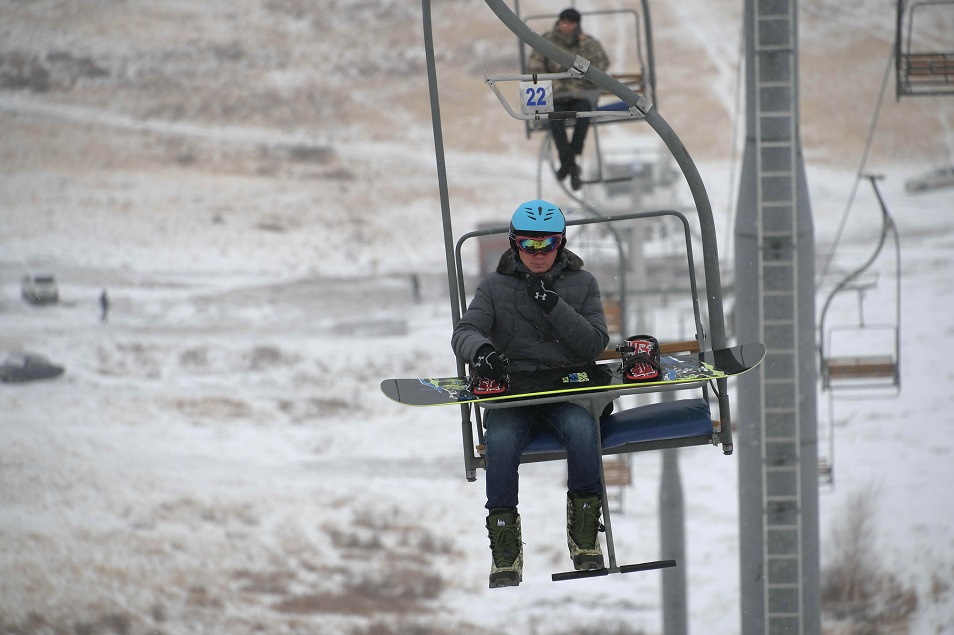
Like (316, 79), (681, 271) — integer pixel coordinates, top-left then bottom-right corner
(528, 8), (610, 191)
(451, 199), (610, 588)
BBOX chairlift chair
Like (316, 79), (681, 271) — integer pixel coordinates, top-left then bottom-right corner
(454, 210), (716, 466)
(507, 3), (658, 188)
(816, 175), (901, 487)
(423, 0), (742, 581)
(453, 210), (733, 581)
(818, 175), (902, 394)
(516, 5), (658, 134)
(895, 0), (954, 98)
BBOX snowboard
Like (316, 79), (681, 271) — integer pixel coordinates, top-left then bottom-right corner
(381, 342), (765, 407)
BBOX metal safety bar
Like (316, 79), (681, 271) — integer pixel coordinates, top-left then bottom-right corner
(485, 71), (648, 123)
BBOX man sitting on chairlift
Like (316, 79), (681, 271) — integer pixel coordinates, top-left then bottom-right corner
(528, 8), (610, 191)
(451, 199), (610, 587)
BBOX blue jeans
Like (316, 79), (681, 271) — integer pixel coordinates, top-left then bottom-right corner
(483, 401), (602, 510)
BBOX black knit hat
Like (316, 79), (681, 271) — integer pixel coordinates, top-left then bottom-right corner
(559, 8), (581, 23)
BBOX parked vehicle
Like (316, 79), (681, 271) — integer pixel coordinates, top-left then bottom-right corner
(0, 352), (65, 383)
(905, 165), (954, 193)
(20, 273), (59, 304)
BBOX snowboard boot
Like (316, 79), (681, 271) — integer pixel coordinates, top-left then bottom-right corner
(566, 492), (605, 571)
(485, 508), (523, 588)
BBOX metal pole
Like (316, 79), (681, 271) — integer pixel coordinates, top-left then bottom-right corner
(422, 0), (477, 480)
(639, 0), (658, 109)
(659, 393), (687, 634)
(421, 0), (460, 327)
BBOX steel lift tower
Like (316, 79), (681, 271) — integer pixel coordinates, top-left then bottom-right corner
(734, 0), (821, 633)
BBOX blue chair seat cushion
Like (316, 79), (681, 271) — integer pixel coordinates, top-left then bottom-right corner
(522, 398), (712, 455)
(597, 101), (632, 112)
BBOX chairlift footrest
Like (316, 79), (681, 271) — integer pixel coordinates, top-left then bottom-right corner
(552, 567), (609, 582)
(620, 559), (676, 574)
(551, 559), (676, 581)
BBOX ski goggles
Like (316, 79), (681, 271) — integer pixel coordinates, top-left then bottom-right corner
(512, 234), (563, 255)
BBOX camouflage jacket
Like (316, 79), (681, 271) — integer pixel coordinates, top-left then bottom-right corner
(527, 25), (610, 99)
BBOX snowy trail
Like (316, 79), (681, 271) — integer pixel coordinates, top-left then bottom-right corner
(0, 94), (537, 182)
(664, 1), (742, 119)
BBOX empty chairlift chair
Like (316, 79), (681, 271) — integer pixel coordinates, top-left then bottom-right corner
(895, 0), (954, 98)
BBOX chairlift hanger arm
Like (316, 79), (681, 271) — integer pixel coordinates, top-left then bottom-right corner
(818, 175), (895, 343)
(482, 0), (732, 455)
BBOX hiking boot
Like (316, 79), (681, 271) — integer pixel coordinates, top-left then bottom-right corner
(486, 508), (523, 588)
(566, 492), (604, 571)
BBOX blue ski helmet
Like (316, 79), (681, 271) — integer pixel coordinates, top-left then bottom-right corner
(509, 199), (567, 255)
(509, 199), (566, 236)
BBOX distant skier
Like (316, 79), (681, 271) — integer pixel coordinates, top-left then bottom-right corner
(99, 289), (109, 323)
(451, 199), (610, 587)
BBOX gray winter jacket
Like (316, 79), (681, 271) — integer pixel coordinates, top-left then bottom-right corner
(451, 249), (610, 373)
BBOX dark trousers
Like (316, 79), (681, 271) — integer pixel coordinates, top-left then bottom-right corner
(549, 97), (594, 167)
(483, 401), (602, 510)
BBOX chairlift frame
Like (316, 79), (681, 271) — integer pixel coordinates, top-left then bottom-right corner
(895, 0), (954, 98)
(816, 175), (901, 485)
(422, 0), (738, 581)
(818, 174), (902, 394)
(453, 209), (710, 463)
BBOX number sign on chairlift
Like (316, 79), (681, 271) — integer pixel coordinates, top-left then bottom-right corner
(518, 80), (553, 115)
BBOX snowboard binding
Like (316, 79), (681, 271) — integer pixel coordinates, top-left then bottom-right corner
(470, 375), (509, 396)
(469, 355), (510, 397)
(617, 334), (662, 382)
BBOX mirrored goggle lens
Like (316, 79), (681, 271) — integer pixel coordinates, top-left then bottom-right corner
(515, 235), (562, 254)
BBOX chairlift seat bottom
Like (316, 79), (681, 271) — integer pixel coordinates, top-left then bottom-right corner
(521, 398), (712, 456)
(825, 356), (897, 379)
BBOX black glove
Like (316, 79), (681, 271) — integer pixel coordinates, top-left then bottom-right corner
(526, 276), (559, 314)
(472, 344), (508, 381)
